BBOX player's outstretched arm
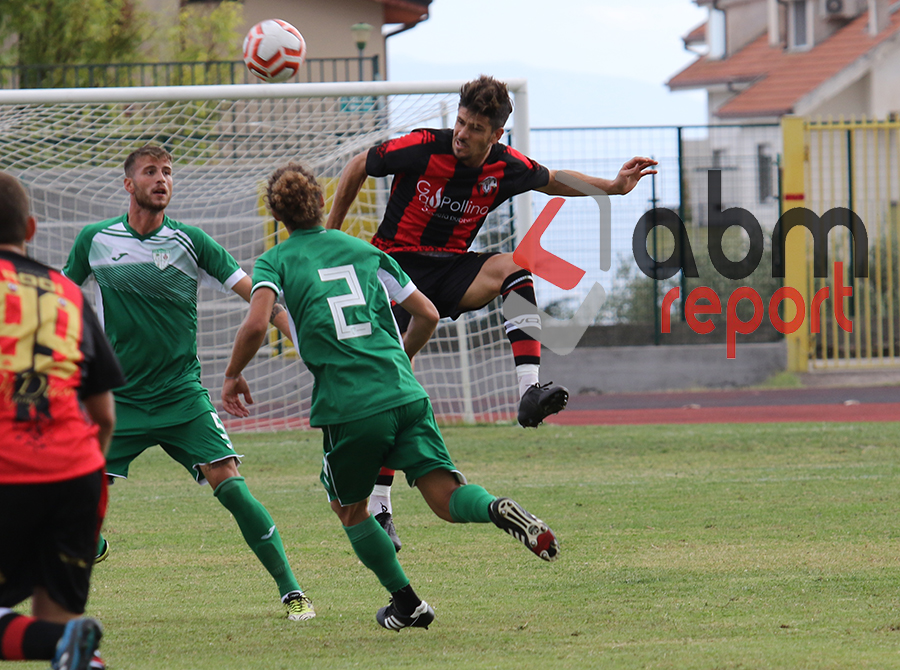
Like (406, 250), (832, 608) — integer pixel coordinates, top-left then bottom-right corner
(82, 391), (116, 455)
(398, 289), (439, 360)
(325, 151), (369, 230)
(222, 287), (275, 417)
(537, 157), (658, 197)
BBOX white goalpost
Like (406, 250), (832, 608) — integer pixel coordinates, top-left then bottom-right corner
(0, 79), (533, 432)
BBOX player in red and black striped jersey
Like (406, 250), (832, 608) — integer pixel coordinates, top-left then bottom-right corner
(327, 76), (656, 542)
(0, 172), (125, 670)
(364, 126), (549, 255)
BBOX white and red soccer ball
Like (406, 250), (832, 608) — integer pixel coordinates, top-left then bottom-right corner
(243, 19), (307, 83)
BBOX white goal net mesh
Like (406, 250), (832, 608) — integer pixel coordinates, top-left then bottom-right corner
(0, 82), (521, 431)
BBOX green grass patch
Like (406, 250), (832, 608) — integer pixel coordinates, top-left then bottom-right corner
(19, 422), (900, 669)
(752, 370), (804, 389)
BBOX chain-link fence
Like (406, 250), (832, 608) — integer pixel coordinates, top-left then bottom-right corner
(528, 124), (782, 331)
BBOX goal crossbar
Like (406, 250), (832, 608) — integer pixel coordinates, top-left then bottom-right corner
(0, 79), (527, 104)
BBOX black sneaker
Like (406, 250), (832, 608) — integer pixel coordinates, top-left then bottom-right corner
(489, 497), (560, 562)
(376, 599), (435, 631)
(375, 511), (402, 553)
(52, 618), (103, 670)
(517, 382), (569, 427)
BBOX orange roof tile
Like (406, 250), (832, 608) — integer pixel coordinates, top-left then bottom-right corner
(683, 21), (707, 45)
(667, 10), (900, 118)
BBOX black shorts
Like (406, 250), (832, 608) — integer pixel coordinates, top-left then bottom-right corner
(0, 469), (107, 614)
(389, 251), (497, 332)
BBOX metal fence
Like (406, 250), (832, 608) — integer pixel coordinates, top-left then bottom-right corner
(0, 56), (381, 89)
(528, 124), (783, 326)
(782, 116), (900, 370)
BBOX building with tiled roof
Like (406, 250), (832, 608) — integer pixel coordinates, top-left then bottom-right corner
(668, 0), (900, 123)
(664, 0), (900, 232)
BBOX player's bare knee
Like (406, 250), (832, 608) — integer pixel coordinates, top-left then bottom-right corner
(331, 499), (367, 526)
(476, 253), (516, 286)
(201, 457), (240, 488)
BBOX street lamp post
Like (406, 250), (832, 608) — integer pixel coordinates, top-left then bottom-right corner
(351, 22), (372, 81)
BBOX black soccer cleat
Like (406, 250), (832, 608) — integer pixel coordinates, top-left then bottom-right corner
(376, 599), (435, 631)
(375, 511), (402, 553)
(489, 497), (560, 562)
(517, 382), (569, 428)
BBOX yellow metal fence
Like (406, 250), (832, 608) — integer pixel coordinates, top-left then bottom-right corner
(782, 116), (900, 370)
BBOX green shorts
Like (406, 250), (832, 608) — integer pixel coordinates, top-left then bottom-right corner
(319, 397), (463, 506)
(106, 395), (241, 484)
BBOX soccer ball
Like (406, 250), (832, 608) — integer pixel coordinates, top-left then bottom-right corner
(242, 19), (307, 83)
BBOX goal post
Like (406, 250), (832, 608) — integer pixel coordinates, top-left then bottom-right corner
(0, 79), (532, 431)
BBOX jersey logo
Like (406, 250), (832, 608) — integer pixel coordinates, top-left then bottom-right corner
(416, 179), (443, 210)
(12, 370), (51, 422)
(152, 249), (172, 270)
(478, 176), (498, 196)
(111, 252), (129, 261)
(415, 179), (489, 218)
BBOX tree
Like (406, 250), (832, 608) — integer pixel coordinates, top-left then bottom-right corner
(0, 0), (244, 88)
(168, 1), (243, 63)
(0, 0), (144, 67)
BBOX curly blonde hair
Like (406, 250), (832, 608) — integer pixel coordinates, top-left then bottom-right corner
(265, 162), (323, 231)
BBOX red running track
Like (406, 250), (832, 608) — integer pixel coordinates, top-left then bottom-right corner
(546, 386), (900, 425)
(220, 386), (900, 430)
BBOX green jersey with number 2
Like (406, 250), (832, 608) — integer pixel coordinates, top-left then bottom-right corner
(251, 227), (428, 427)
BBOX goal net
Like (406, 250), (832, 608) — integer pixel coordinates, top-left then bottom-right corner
(0, 80), (531, 431)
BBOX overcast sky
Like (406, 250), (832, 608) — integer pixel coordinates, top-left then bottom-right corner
(386, 0), (710, 127)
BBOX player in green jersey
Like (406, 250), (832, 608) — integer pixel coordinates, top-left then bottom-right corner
(222, 162), (560, 631)
(62, 145), (314, 622)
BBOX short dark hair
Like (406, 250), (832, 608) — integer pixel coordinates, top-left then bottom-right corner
(459, 75), (513, 130)
(0, 171), (31, 245)
(124, 144), (173, 177)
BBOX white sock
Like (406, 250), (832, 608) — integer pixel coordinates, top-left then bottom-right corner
(369, 484), (392, 516)
(517, 364), (540, 400)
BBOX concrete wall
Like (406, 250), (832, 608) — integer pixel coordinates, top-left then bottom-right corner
(871, 47), (900, 117)
(807, 73), (871, 118)
(241, 0), (386, 66)
(540, 341), (788, 394)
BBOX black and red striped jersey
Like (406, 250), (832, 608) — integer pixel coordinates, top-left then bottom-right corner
(0, 250), (125, 484)
(366, 128), (550, 254)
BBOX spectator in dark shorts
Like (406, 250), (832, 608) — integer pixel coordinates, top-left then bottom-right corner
(0, 172), (125, 670)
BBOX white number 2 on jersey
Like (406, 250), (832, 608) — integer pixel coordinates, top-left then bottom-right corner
(318, 265), (373, 340)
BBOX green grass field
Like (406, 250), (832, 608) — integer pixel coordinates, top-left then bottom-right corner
(19, 422), (900, 669)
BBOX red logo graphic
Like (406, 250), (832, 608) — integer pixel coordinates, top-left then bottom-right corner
(512, 198), (586, 291)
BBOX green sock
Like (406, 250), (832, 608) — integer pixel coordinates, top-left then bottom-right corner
(96, 533), (106, 556)
(448, 485), (497, 523)
(214, 476), (301, 597)
(344, 515), (409, 593)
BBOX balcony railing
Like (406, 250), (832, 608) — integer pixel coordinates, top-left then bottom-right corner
(0, 56), (380, 89)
